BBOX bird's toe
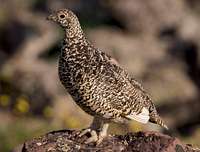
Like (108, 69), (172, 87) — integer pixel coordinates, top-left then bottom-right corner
(79, 128), (91, 137)
(84, 130), (98, 144)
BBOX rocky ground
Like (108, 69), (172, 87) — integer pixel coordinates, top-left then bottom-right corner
(22, 130), (199, 152)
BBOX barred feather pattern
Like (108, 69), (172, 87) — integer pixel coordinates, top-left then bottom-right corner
(49, 9), (167, 128)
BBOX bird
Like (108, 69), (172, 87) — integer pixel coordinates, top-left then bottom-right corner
(47, 9), (168, 145)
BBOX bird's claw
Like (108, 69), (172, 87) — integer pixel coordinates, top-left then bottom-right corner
(79, 128), (92, 137)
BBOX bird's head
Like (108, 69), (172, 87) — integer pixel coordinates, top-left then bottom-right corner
(47, 9), (79, 28)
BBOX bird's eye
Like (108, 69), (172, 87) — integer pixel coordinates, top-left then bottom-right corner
(59, 14), (65, 19)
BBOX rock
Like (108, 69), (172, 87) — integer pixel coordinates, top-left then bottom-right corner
(22, 130), (199, 152)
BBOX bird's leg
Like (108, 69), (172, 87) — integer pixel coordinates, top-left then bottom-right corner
(79, 117), (101, 143)
(96, 122), (109, 145)
(79, 116), (109, 144)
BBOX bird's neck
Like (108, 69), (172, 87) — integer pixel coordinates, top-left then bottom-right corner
(61, 23), (93, 60)
(64, 23), (88, 47)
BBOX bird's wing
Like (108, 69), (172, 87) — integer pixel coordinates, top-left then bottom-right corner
(113, 66), (151, 123)
(123, 74), (151, 124)
(96, 50), (167, 128)
(96, 50), (151, 123)
(105, 52), (145, 92)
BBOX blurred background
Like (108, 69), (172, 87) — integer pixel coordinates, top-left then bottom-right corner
(0, 0), (200, 151)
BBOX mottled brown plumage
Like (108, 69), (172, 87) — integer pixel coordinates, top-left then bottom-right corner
(47, 9), (168, 144)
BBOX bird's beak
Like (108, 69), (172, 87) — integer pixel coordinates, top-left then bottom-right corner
(46, 14), (57, 22)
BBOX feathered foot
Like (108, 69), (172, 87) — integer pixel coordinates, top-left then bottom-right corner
(79, 117), (109, 145)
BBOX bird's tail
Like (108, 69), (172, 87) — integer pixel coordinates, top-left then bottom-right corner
(149, 113), (168, 130)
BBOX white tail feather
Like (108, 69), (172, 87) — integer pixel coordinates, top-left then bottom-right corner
(125, 107), (150, 124)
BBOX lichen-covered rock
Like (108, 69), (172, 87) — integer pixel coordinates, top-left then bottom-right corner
(22, 130), (199, 152)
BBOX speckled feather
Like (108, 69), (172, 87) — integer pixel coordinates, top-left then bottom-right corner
(48, 9), (167, 129)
